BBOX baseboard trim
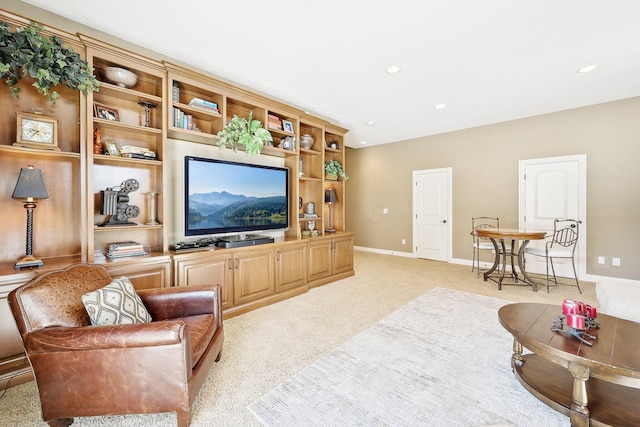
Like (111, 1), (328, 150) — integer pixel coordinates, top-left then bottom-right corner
(354, 246), (414, 258)
(355, 248), (635, 284)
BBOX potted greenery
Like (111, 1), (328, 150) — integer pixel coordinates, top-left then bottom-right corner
(0, 20), (100, 104)
(325, 159), (348, 181)
(216, 112), (273, 156)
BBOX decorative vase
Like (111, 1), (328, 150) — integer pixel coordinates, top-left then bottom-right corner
(300, 134), (314, 149)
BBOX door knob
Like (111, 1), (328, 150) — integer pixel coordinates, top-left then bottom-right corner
(442, 220), (447, 223)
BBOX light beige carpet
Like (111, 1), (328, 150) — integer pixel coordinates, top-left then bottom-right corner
(0, 251), (596, 426)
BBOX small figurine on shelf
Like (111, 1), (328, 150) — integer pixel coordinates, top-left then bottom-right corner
(93, 128), (103, 154)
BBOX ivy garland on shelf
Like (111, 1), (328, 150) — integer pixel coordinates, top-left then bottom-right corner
(216, 112), (273, 156)
(0, 20), (100, 104)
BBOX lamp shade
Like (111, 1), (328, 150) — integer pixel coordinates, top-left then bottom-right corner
(12, 166), (49, 200)
(325, 188), (338, 203)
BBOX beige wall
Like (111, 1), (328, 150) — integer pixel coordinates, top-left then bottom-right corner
(346, 97), (640, 280)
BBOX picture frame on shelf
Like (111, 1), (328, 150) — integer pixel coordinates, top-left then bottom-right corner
(282, 120), (294, 133)
(103, 138), (120, 156)
(93, 102), (120, 121)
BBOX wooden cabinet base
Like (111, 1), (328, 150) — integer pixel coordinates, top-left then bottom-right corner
(173, 234), (354, 319)
(308, 269), (354, 289)
(223, 286), (309, 320)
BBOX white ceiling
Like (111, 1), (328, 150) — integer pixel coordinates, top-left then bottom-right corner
(22, 0), (640, 148)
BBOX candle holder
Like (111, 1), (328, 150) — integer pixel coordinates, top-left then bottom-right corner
(146, 192), (159, 225)
(138, 101), (157, 127)
(550, 299), (598, 346)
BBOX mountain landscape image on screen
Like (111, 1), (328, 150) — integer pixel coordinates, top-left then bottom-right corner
(189, 190), (287, 230)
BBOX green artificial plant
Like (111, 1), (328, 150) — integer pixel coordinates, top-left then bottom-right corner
(324, 159), (349, 181)
(216, 112), (273, 156)
(0, 20), (100, 104)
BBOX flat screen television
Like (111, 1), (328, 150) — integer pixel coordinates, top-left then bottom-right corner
(184, 156), (289, 237)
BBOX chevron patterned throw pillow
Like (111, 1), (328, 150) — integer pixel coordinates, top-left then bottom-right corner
(81, 277), (152, 325)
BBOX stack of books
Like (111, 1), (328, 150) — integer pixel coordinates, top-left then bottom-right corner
(173, 107), (201, 131)
(106, 241), (147, 259)
(120, 145), (157, 159)
(268, 114), (283, 130)
(188, 97), (219, 114)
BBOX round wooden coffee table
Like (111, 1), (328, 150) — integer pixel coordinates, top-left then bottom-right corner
(498, 303), (640, 427)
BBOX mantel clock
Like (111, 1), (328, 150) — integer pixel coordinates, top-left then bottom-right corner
(14, 112), (60, 151)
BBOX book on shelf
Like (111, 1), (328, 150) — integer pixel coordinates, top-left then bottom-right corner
(268, 114), (283, 130)
(106, 250), (148, 259)
(106, 241), (148, 259)
(119, 145), (156, 159)
(108, 241), (144, 250)
(188, 97), (219, 113)
(172, 81), (180, 102)
(173, 107), (198, 130)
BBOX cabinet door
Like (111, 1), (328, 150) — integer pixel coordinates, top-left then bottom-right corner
(105, 258), (171, 289)
(333, 236), (354, 275)
(233, 248), (275, 305)
(307, 239), (332, 282)
(173, 252), (233, 310)
(275, 243), (307, 293)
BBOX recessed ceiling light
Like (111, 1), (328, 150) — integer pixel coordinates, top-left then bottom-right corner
(434, 104), (446, 109)
(386, 65), (401, 74)
(577, 65), (598, 73)
(367, 121), (375, 126)
(360, 141), (368, 145)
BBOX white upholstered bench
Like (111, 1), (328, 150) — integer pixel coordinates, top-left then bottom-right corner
(595, 280), (640, 323)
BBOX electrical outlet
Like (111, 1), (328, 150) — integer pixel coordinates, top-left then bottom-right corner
(612, 257), (621, 266)
(597, 256), (605, 265)
(383, 208), (389, 214)
(401, 239), (406, 245)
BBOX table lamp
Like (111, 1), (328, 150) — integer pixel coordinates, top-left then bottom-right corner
(324, 188), (338, 233)
(12, 165), (48, 270)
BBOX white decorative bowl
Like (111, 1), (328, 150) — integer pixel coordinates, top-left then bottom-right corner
(104, 67), (138, 88)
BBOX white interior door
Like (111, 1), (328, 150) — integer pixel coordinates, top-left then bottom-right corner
(519, 155), (586, 278)
(413, 168), (451, 261)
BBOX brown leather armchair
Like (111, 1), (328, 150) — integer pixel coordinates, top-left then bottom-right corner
(8, 264), (224, 427)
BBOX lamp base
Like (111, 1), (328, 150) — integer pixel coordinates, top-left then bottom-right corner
(15, 256), (44, 270)
(325, 228), (337, 233)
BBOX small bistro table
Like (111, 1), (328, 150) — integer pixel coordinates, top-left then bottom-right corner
(499, 303), (640, 427)
(476, 227), (547, 291)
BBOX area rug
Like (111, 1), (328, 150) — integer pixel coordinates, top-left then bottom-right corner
(247, 287), (568, 426)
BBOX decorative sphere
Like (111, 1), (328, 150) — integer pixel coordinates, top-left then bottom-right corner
(104, 67), (138, 88)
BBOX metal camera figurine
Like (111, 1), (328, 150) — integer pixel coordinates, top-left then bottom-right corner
(99, 178), (141, 226)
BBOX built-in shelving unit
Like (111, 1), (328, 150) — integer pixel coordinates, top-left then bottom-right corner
(0, 8), (351, 390)
(81, 35), (168, 264)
